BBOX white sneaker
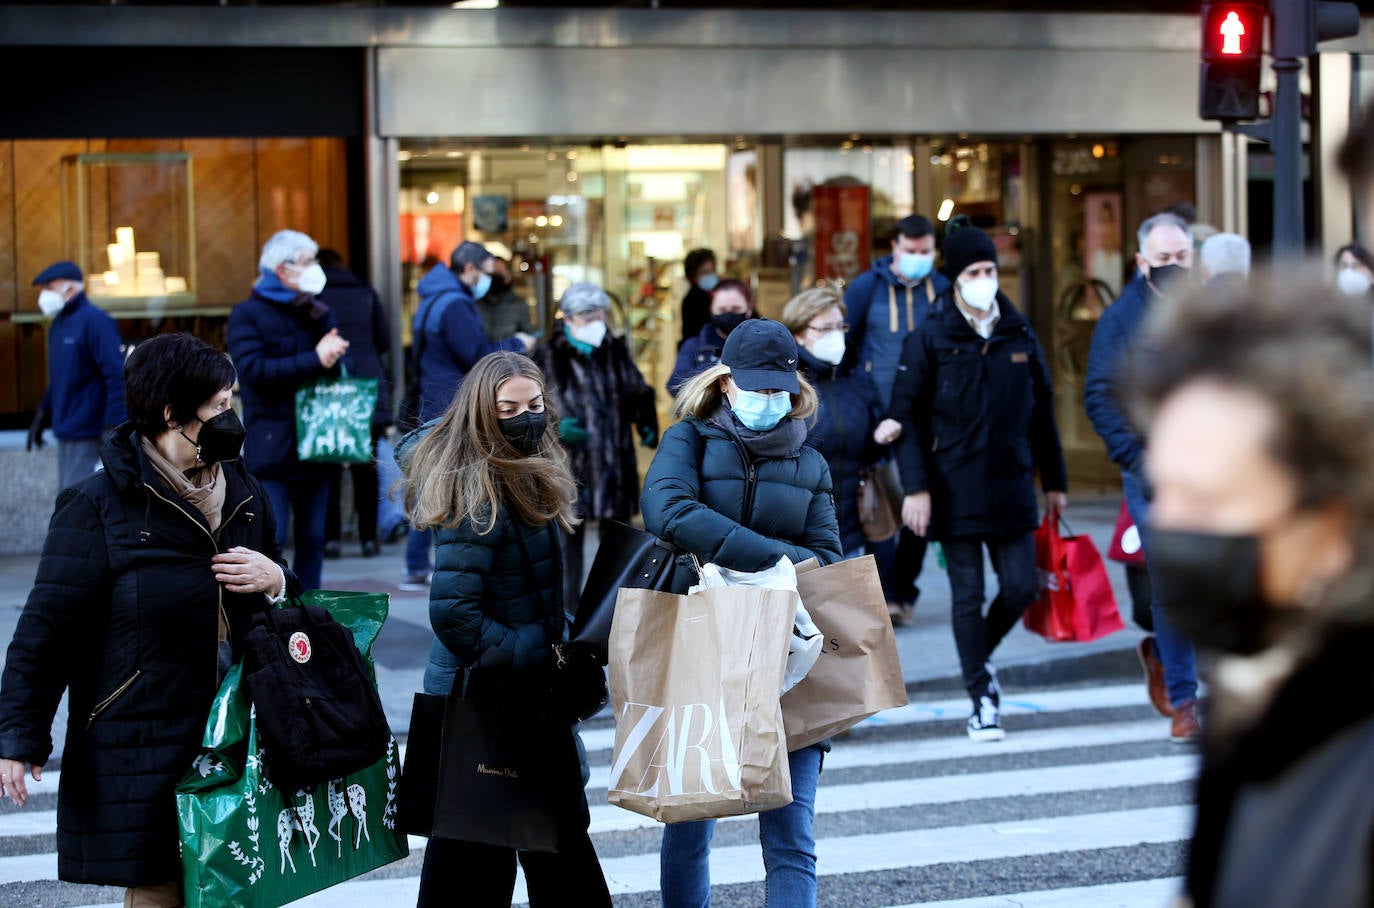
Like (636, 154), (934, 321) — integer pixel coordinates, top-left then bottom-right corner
(398, 571), (432, 592)
(967, 695), (1006, 742)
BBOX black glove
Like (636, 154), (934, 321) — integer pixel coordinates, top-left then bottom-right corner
(26, 409), (48, 452)
(549, 641), (609, 725)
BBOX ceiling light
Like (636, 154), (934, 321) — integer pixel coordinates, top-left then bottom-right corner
(936, 199), (955, 221)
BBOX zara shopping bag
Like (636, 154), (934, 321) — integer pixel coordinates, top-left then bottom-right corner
(782, 555), (908, 751)
(607, 583), (796, 823)
(1024, 514), (1125, 643)
(295, 366), (378, 464)
(176, 591), (407, 908)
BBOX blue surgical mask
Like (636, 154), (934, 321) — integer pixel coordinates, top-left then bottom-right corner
(472, 272), (493, 300)
(731, 388), (792, 431)
(698, 272), (720, 292)
(897, 252), (934, 282)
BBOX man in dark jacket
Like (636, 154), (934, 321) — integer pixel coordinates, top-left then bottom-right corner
(403, 241), (534, 590)
(316, 248), (392, 559)
(27, 261), (127, 491)
(478, 248), (536, 342)
(843, 215), (949, 625)
(1085, 211), (1200, 741)
(226, 229), (351, 592)
(892, 222), (1067, 742)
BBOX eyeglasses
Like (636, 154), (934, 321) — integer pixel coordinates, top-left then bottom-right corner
(806, 322), (849, 334)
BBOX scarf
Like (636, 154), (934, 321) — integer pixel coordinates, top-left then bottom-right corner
(254, 269), (328, 318)
(140, 437), (226, 532)
(712, 405), (808, 459)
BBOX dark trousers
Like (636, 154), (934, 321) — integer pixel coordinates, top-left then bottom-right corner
(868, 527), (927, 606)
(324, 459), (380, 544)
(417, 827), (612, 908)
(261, 476), (330, 592)
(941, 530), (1038, 703)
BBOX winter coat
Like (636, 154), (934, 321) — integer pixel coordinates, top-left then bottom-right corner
(1084, 274), (1154, 479)
(41, 293), (127, 440)
(318, 264), (393, 429)
(641, 415), (843, 574)
(891, 291), (1067, 540)
(797, 346), (886, 555)
(226, 290), (343, 481)
(413, 264), (524, 423)
(843, 255), (951, 409)
(680, 284), (713, 348)
(1187, 629), (1374, 907)
(534, 322), (659, 521)
(668, 322), (730, 396)
(478, 288), (535, 343)
(0, 425), (287, 887)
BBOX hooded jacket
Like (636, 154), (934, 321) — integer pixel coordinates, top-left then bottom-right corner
(668, 321), (732, 396)
(843, 254), (951, 409)
(891, 290), (1067, 539)
(41, 293), (127, 440)
(0, 425), (287, 887)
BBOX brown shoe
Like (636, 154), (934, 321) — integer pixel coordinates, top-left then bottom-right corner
(1137, 636), (1174, 718)
(888, 602), (914, 628)
(1170, 699), (1201, 743)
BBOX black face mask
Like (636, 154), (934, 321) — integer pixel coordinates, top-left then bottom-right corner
(180, 409), (247, 465)
(486, 276), (511, 299)
(711, 312), (749, 337)
(499, 411), (548, 456)
(1146, 264), (1190, 296)
(1146, 525), (1297, 655)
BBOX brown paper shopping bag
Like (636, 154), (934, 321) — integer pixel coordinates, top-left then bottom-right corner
(606, 584), (796, 823)
(782, 555), (909, 751)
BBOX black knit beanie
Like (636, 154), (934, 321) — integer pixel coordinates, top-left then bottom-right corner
(942, 219), (999, 280)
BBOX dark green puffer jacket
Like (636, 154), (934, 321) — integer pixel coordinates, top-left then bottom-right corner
(641, 415), (843, 573)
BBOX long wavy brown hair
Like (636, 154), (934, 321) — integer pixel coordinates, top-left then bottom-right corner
(400, 351), (580, 535)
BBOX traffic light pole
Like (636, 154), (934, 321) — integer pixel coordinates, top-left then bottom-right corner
(1270, 54), (1306, 256)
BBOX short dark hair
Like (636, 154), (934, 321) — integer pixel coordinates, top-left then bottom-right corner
(893, 215), (934, 243)
(450, 241), (492, 273)
(1336, 243), (1374, 272)
(710, 278), (752, 306)
(685, 248), (716, 282)
(124, 333), (237, 440)
(1163, 201), (1198, 225)
(317, 248), (344, 269)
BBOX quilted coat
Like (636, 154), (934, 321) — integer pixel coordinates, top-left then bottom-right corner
(0, 424), (288, 886)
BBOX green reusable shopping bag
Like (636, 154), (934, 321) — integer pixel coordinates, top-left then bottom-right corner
(176, 590), (408, 908)
(295, 367), (378, 464)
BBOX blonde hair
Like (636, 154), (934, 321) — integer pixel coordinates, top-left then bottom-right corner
(780, 286), (846, 337)
(672, 363), (819, 424)
(400, 351), (580, 534)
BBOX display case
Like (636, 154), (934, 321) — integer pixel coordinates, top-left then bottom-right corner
(62, 152), (196, 311)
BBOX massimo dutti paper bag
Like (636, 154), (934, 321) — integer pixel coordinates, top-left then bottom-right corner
(606, 584), (795, 823)
(782, 555), (908, 751)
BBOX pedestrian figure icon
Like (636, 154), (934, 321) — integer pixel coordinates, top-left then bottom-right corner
(1220, 11), (1245, 55)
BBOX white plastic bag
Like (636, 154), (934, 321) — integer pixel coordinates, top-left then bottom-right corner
(689, 556), (824, 693)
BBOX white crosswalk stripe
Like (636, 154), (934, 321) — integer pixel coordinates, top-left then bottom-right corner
(17, 683), (1194, 907)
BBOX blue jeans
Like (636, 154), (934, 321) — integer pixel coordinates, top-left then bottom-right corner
(1122, 472), (1198, 707)
(660, 744), (823, 908)
(57, 438), (102, 491)
(261, 477), (329, 592)
(405, 526), (433, 576)
(941, 531), (1038, 704)
(374, 436), (408, 539)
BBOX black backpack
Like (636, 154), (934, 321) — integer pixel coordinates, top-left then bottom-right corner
(241, 603), (391, 791)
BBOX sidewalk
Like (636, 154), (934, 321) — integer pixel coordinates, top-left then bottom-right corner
(0, 492), (1146, 759)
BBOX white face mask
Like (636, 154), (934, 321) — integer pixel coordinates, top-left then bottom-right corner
(37, 289), (67, 318)
(810, 329), (846, 365)
(292, 263), (327, 296)
(570, 319), (607, 348)
(1338, 268), (1372, 297)
(959, 276), (999, 312)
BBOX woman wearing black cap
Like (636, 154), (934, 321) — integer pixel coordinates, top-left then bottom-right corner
(890, 218), (1069, 742)
(641, 318), (843, 908)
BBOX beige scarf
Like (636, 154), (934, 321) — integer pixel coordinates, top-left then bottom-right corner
(140, 438), (226, 532)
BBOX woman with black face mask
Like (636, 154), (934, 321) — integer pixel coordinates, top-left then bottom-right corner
(668, 278), (754, 396)
(1131, 276), (1374, 908)
(395, 350), (612, 908)
(0, 333), (290, 907)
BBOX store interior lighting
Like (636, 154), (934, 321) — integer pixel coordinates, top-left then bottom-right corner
(937, 198), (955, 222)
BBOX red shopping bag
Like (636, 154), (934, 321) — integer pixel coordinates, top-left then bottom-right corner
(1106, 500), (1147, 566)
(1024, 514), (1125, 642)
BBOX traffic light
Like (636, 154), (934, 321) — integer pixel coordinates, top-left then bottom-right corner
(1199, 2), (1264, 121)
(1269, 0), (1360, 59)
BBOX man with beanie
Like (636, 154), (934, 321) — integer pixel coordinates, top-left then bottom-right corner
(535, 282), (658, 606)
(843, 214), (950, 628)
(27, 261), (128, 491)
(890, 217), (1068, 742)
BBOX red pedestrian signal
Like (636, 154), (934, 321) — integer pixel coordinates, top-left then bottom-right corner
(1200, 2), (1265, 121)
(1202, 3), (1265, 62)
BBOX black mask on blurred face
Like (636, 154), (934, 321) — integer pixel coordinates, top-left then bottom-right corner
(711, 312), (749, 337)
(499, 411), (547, 456)
(1146, 264), (1189, 296)
(180, 409), (246, 465)
(486, 275), (511, 299)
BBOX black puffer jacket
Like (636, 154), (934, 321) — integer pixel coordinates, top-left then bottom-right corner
(798, 347), (886, 555)
(535, 322), (658, 521)
(891, 292), (1067, 539)
(0, 425), (287, 887)
(641, 414), (843, 574)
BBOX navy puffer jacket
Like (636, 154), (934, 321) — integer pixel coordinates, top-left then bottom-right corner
(641, 415), (843, 573)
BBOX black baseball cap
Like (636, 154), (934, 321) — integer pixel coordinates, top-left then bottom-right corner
(721, 318), (801, 394)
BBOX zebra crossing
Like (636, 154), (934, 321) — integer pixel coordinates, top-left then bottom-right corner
(0, 682), (1196, 907)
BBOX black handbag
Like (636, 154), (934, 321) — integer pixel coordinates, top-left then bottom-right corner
(570, 519), (688, 664)
(396, 670), (562, 852)
(240, 601), (391, 792)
